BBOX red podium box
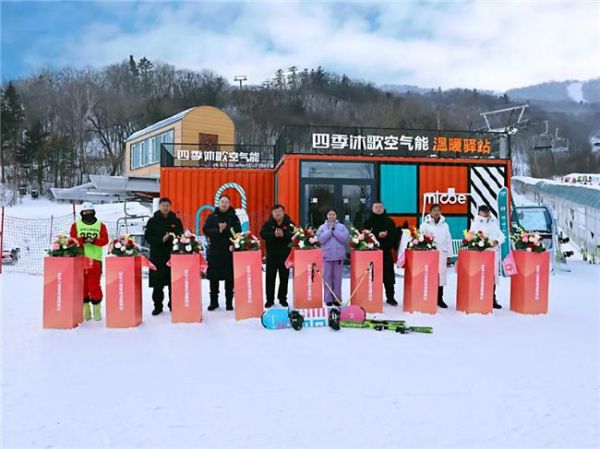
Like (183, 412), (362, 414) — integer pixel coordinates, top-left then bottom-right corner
(350, 250), (383, 313)
(510, 251), (550, 314)
(105, 256), (143, 328)
(233, 250), (264, 320)
(170, 254), (202, 323)
(43, 256), (84, 329)
(403, 250), (439, 314)
(456, 250), (495, 314)
(292, 249), (323, 309)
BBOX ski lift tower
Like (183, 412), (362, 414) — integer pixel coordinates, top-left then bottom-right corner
(481, 105), (530, 159)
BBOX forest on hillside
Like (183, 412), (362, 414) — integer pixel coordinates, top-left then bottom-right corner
(1, 56), (599, 200)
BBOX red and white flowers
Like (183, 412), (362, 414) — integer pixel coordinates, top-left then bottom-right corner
(407, 228), (437, 251)
(512, 228), (546, 253)
(109, 234), (140, 256)
(289, 226), (320, 250)
(48, 233), (83, 257)
(230, 230), (261, 251)
(349, 227), (380, 251)
(462, 230), (493, 251)
(171, 230), (203, 254)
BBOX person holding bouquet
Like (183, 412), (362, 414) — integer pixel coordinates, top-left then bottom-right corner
(419, 204), (453, 308)
(469, 205), (505, 309)
(317, 209), (349, 306)
(69, 202), (109, 321)
(203, 195), (242, 311)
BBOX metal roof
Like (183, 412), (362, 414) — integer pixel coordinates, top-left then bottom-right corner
(126, 107), (195, 142)
(51, 175), (160, 202)
(514, 178), (600, 209)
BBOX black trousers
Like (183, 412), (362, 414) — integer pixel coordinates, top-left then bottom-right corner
(383, 251), (395, 300)
(265, 259), (290, 303)
(152, 285), (172, 309)
(209, 278), (234, 306)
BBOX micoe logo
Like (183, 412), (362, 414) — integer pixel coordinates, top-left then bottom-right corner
(424, 188), (469, 205)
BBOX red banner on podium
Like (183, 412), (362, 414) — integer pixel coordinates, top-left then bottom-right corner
(350, 250), (383, 313)
(403, 250), (439, 314)
(170, 254), (202, 323)
(233, 250), (264, 320)
(510, 251), (550, 314)
(43, 256), (84, 329)
(292, 249), (323, 309)
(105, 256), (143, 328)
(456, 250), (495, 314)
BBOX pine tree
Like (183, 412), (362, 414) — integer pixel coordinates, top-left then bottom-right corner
(0, 82), (25, 183)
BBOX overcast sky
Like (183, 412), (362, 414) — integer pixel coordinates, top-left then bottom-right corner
(2, 1), (599, 91)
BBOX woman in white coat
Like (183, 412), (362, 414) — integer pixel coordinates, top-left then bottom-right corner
(469, 205), (505, 309)
(419, 204), (453, 308)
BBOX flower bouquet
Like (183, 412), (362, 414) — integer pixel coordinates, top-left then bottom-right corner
(171, 230), (204, 254)
(461, 230), (493, 251)
(406, 228), (437, 250)
(109, 234), (141, 256)
(289, 226), (320, 250)
(511, 228), (546, 253)
(47, 233), (83, 257)
(349, 227), (380, 251)
(230, 229), (261, 251)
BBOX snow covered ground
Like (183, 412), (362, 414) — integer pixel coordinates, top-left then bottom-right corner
(2, 260), (599, 449)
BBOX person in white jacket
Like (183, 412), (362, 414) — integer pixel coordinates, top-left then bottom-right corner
(469, 205), (505, 309)
(419, 204), (453, 308)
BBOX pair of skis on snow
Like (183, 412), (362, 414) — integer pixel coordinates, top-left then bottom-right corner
(261, 305), (432, 334)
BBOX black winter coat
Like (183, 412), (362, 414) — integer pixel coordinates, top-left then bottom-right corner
(363, 211), (397, 252)
(203, 207), (242, 280)
(259, 214), (295, 262)
(144, 211), (184, 287)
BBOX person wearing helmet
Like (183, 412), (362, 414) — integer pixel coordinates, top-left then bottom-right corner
(69, 202), (109, 321)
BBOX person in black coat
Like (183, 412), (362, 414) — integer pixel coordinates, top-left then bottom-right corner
(144, 197), (184, 315)
(363, 201), (398, 306)
(259, 204), (295, 308)
(202, 195), (242, 311)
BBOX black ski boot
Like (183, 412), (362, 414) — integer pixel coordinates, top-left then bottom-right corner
(288, 310), (304, 331)
(208, 300), (219, 311)
(279, 299), (288, 307)
(328, 308), (341, 331)
(265, 300), (275, 308)
(493, 299), (502, 309)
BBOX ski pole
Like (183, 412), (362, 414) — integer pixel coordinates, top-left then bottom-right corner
(345, 264), (371, 307)
(312, 264), (343, 306)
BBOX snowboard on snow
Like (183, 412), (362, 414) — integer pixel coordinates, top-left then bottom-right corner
(261, 305), (366, 331)
(337, 318), (433, 334)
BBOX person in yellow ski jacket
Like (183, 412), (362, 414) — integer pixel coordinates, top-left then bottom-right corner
(69, 202), (109, 321)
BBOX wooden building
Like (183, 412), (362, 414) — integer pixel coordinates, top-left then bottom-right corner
(124, 106), (235, 177)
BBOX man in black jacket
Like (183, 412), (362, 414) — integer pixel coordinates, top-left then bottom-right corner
(144, 197), (184, 316)
(260, 204), (295, 308)
(363, 201), (398, 306)
(203, 195), (242, 311)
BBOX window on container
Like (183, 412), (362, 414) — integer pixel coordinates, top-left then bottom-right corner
(301, 161), (374, 179)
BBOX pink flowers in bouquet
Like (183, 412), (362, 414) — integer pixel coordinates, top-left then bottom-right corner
(349, 227), (380, 251)
(47, 233), (83, 257)
(461, 230), (493, 251)
(407, 228), (437, 250)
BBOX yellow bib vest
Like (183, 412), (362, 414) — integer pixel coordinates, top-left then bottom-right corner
(76, 220), (103, 261)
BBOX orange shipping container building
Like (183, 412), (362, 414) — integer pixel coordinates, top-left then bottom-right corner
(139, 108), (512, 240)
